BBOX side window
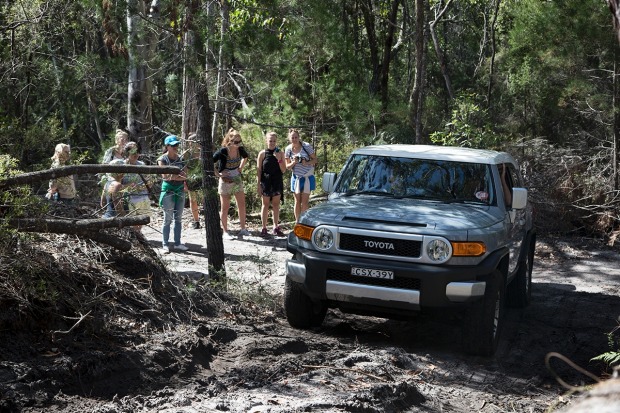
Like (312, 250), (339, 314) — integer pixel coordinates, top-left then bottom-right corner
(501, 163), (516, 208)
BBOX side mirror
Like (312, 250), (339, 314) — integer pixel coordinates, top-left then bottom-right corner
(511, 187), (528, 210)
(322, 172), (337, 193)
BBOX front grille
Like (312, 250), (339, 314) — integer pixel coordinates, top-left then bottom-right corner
(327, 269), (421, 291)
(339, 233), (422, 258)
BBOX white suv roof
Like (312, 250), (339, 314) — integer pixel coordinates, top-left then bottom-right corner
(353, 144), (515, 165)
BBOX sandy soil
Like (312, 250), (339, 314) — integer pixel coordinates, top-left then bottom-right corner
(2, 207), (620, 413)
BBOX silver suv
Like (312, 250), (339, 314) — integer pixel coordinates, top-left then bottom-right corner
(284, 144), (536, 356)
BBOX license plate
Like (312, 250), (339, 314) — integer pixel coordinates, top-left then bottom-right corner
(351, 267), (394, 279)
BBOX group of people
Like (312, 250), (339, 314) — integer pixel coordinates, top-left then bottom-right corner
(46, 126), (318, 254)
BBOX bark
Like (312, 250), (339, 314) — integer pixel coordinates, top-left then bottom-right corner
(197, 80), (226, 276)
(429, 0), (454, 100)
(0, 164), (180, 189)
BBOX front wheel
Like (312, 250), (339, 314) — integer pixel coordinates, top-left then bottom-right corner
(283, 278), (327, 328)
(463, 270), (505, 356)
(507, 236), (535, 308)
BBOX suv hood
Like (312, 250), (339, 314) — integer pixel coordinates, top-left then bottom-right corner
(302, 196), (502, 231)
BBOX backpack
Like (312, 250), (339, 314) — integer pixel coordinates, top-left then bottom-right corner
(262, 148), (282, 178)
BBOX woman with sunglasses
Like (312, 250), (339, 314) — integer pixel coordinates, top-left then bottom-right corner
(213, 128), (250, 240)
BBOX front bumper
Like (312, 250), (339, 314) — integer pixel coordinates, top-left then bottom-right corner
(285, 245), (506, 311)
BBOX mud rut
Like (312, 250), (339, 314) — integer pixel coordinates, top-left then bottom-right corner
(6, 224), (620, 412)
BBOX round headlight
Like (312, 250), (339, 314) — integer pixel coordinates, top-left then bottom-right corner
(313, 227), (334, 250)
(426, 239), (451, 263)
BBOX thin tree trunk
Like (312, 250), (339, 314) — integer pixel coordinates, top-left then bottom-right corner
(360, 0), (380, 96)
(212, 0), (231, 139)
(486, 0), (501, 107)
(409, 0), (427, 143)
(197, 80), (225, 276)
(127, 0), (159, 152)
(429, 0), (454, 100)
(614, 49), (619, 191)
(379, 0), (401, 114)
(182, 32), (198, 139)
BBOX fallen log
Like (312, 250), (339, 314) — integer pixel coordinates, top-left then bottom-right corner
(8, 215), (150, 251)
(0, 164), (181, 189)
(9, 215), (150, 232)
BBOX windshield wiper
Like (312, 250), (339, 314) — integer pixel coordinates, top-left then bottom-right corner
(341, 189), (393, 197)
(442, 198), (487, 205)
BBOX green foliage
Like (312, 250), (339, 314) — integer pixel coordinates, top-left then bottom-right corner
(429, 94), (501, 149)
(591, 327), (620, 370)
(0, 155), (48, 247)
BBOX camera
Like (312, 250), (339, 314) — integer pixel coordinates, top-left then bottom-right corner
(295, 155), (302, 163)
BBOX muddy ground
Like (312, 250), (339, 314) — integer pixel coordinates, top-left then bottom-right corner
(1, 208), (620, 413)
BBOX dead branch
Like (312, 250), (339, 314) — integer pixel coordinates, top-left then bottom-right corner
(9, 215), (150, 232)
(0, 164), (181, 189)
(8, 216), (150, 251)
(53, 310), (93, 335)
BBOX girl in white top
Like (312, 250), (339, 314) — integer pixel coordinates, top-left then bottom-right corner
(284, 129), (317, 222)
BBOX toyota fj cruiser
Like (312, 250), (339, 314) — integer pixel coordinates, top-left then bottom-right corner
(284, 144), (536, 356)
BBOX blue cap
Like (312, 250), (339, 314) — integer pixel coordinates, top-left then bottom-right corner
(164, 135), (180, 146)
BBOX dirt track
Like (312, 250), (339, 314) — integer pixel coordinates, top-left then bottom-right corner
(4, 213), (620, 412)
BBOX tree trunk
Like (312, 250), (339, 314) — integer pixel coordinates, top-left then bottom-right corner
(360, 0), (380, 96)
(614, 49), (619, 191)
(212, 0), (232, 139)
(379, 0), (401, 114)
(181, 2), (201, 139)
(197, 81), (226, 276)
(429, 0), (454, 100)
(486, 0), (501, 108)
(409, 0), (427, 143)
(127, 0), (159, 152)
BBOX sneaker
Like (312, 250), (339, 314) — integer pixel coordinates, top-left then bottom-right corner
(260, 227), (269, 237)
(273, 226), (285, 236)
(162, 245), (171, 254)
(224, 231), (236, 240)
(192, 221), (201, 229)
(238, 228), (251, 237)
(175, 244), (189, 252)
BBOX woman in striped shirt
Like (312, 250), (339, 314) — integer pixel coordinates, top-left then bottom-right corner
(284, 129), (317, 222)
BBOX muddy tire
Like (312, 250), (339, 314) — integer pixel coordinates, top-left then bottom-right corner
(284, 278), (327, 328)
(507, 236), (535, 308)
(463, 270), (505, 356)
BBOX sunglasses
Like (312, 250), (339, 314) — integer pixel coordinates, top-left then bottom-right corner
(233, 140), (242, 145)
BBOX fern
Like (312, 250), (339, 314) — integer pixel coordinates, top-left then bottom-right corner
(591, 351), (620, 367)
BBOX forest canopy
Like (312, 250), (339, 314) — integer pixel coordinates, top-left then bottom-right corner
(1, 0), (620, 237)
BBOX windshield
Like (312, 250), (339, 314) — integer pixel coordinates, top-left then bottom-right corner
(334, 154), (496, 204)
